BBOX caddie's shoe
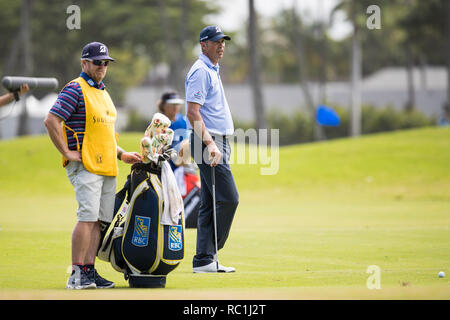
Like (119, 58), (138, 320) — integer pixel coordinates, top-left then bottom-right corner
(193, 261), (236, 273)
(86, 268), (115, 289)
(66, 265), (96, 290)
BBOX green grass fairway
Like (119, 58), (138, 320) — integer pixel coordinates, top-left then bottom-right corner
(0, 127), (449, 299)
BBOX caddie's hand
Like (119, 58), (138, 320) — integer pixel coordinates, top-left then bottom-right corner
(207, 142), (222, 167)
(121, 151), (142, 164)
(64, 150), (82, 162)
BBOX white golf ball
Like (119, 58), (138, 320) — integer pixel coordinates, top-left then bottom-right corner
(438, 271), (445, 278)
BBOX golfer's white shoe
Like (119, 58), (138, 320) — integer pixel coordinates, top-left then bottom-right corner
(193, 261), (236, 273)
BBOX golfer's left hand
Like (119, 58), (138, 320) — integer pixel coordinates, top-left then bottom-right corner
(121, 152), (142, 164)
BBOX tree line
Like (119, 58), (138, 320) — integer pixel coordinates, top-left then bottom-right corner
(0, 0), (217, 106)
(0, 0), (448, 138)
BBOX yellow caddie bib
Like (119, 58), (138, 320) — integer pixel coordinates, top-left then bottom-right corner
(61, 76), (118, 176)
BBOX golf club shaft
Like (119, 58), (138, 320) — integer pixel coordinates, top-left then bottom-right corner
(212, 165), (219, 270)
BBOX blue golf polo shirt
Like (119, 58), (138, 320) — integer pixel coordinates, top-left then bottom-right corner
(170, 113), (188, 147)
(185, 53), (234, 136)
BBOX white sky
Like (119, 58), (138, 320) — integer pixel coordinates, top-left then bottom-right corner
(205, 0), (353, 41)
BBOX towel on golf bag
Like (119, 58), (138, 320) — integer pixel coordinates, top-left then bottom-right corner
(161, 161), (184, 226)
(97, 162), (185, 277)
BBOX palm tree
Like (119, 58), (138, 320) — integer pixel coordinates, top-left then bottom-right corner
(403, 0), (416, 112)
(291, 0), (323, 140)
(248, 0), (267, 135)
(17, 0), (33, 137)
(178, 0), (189, 93)
(158, 0), (185, 93)
(447, 0), (450, 109)
(349, 1), (362, 137)
(331, 0), (364, 137)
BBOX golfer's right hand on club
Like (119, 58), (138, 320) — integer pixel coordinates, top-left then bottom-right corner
(207, 142), (222, 167)
(64, 150), (82, 162)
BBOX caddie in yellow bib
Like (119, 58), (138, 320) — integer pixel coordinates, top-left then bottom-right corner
(44, 41), (142, 290)
(62, 76), (118, 176)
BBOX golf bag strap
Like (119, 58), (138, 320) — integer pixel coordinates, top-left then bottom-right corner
(117, 174), (131, 203)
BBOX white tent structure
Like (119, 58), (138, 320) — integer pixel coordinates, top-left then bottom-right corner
(0, 93), (57, 139)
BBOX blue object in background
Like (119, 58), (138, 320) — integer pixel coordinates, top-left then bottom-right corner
(316, 105), (340, 126)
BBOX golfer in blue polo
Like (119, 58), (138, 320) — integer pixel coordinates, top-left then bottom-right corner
(185, 25), (239, 273)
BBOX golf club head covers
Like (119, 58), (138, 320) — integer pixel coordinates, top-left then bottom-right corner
(140, 113), (174, 164)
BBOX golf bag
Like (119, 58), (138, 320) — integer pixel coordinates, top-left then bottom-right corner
(97, 162), (185, 288)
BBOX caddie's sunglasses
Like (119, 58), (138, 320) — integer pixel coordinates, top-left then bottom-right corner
(89, 60), (110, 66)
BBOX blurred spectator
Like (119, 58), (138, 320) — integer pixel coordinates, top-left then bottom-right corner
(437, 103), (450, 126)
(157, 91), (188, 146)
(155, 91), (200, 228)
(0, 84), (29, 107)
(156, 91), (188, 162)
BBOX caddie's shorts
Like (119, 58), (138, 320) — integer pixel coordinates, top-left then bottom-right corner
(65, 161), (116, 223)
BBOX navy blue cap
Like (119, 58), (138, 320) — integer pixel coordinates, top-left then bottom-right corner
(162, 91), (184, 104)
(81, 42), (115, 61)
(199, 25), (231, 42)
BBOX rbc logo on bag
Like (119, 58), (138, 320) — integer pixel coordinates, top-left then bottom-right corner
(168, 225), (182, 251)
(132, 216), (150, 247)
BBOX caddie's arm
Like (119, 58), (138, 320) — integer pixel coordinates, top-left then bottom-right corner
(117, 146), (142, 164)
(44, 113), (82, 162)
(187, 101), (222, 167)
